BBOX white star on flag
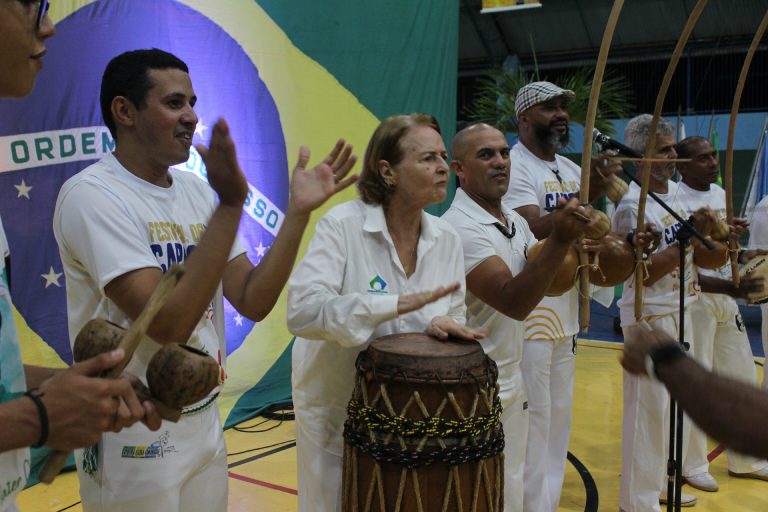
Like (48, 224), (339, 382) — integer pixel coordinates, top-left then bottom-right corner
(15, 179), (32, 199)
(234, 313), (244, 327)
(194, 120), (209, 139)
(41, 266), (63, 288)
(254, 242), (268, 258)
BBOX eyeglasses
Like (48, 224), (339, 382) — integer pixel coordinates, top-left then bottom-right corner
(19, 0), (50, 29)
(35, 0), (50, 29)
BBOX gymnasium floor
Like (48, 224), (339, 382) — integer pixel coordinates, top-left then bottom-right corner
(18, 338), (768, 511)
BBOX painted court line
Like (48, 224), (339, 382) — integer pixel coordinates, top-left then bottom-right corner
(228, 441), (296, 469)
(579, 339), (623, 351)
(228, 471), (298, 495)
(708, 444), (726, 462)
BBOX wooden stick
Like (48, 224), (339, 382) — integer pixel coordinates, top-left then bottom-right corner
(614, 157), (692, 163)
(577, 0), (625, 333)
(726, 9), (768, 288)
(39, 265), (185, 484)
(634, 0), (708, 321)
(104, 265), (185, 378)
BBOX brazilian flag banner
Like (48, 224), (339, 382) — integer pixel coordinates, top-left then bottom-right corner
(0, 0), (457, 430)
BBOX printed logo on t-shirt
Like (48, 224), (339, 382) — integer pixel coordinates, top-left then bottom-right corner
(660, 211), (688, 246)
(148, 221), (205, 272)
(544, 189), (578, 210)
(663, 221), (685, 245)
(367, 275), (388, 295)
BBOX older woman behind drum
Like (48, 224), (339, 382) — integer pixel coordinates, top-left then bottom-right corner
(287, 113), (486, 512)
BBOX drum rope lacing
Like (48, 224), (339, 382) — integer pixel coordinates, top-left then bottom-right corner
(342, 350), (504, 511)
(342, 355), (505, 469)
(345, 396), (502, 439)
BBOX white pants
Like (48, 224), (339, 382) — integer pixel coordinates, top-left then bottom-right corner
(684, 294), (767, 476)
(77, 404), (227, 512)
(500, 366), (529, 511)
(296, 422), (342, 512)
(521, 335), (576, 512)
(620, 312), (692, 512)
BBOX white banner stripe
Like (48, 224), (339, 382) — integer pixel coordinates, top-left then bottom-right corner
(174, 147), (285, 236)
(0, 127), (286, 237)
(0, 126), (114, 173)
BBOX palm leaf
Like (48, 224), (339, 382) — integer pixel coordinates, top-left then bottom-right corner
(465, 66), (634, 140)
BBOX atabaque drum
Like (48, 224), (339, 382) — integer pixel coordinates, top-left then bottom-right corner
(741, 254), (768, 304)
(342, 333), (504, 512)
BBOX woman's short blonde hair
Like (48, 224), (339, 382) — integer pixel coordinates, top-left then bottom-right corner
(357, 113), (441, 205)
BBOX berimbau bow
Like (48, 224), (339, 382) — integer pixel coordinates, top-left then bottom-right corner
(578, 0), (625, 333)
(634, 0), (709, 321)
(725, 9), (768, 288)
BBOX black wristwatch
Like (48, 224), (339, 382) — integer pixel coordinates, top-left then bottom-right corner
(647, 343), (687, 379)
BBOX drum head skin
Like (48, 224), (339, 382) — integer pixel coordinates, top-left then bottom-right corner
(367, 333), (488, 380)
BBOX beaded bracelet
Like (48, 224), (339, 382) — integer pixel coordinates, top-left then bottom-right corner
(25, 389), (49, 448)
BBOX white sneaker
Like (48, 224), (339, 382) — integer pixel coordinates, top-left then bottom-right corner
(684, 472), (719, 492)
(659, 491), (697, 507)
(729, 466), (768, 482)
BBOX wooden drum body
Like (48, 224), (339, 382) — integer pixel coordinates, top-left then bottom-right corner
(342, 333), (504, 512)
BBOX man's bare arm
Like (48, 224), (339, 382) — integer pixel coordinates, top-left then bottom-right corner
(622, 323), (768, 459)
(2, 350), (160, 454)
(223, 141), (357, 321)
(467, 240), (570, 320)
(470, 198), (586, 320)
(657, 355), (768, 459)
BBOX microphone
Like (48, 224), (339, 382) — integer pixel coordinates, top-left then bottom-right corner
(592, 128), (644, 159)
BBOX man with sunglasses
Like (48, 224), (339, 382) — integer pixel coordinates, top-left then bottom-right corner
(0, 2), (160, 512)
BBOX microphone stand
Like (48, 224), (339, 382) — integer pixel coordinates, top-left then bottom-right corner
(598, 137), (713, 511)
(669, 221), (692, 512)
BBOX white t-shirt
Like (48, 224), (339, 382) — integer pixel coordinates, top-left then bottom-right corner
(53, 153), (245, 400)
(613, 181), (699, 325)
(443, 188), (538, 394)
(287, 200), (467, 455)
(677, 181), (730, 279)
(748, 195), (768, 249)
(502, 141), (579, 339)
(0, 217), (30, 512)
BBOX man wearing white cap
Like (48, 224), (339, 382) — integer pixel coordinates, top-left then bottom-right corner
(502, 81), (614, 512)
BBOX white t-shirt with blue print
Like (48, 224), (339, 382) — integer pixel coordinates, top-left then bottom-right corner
(0, 218), (30, 512)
